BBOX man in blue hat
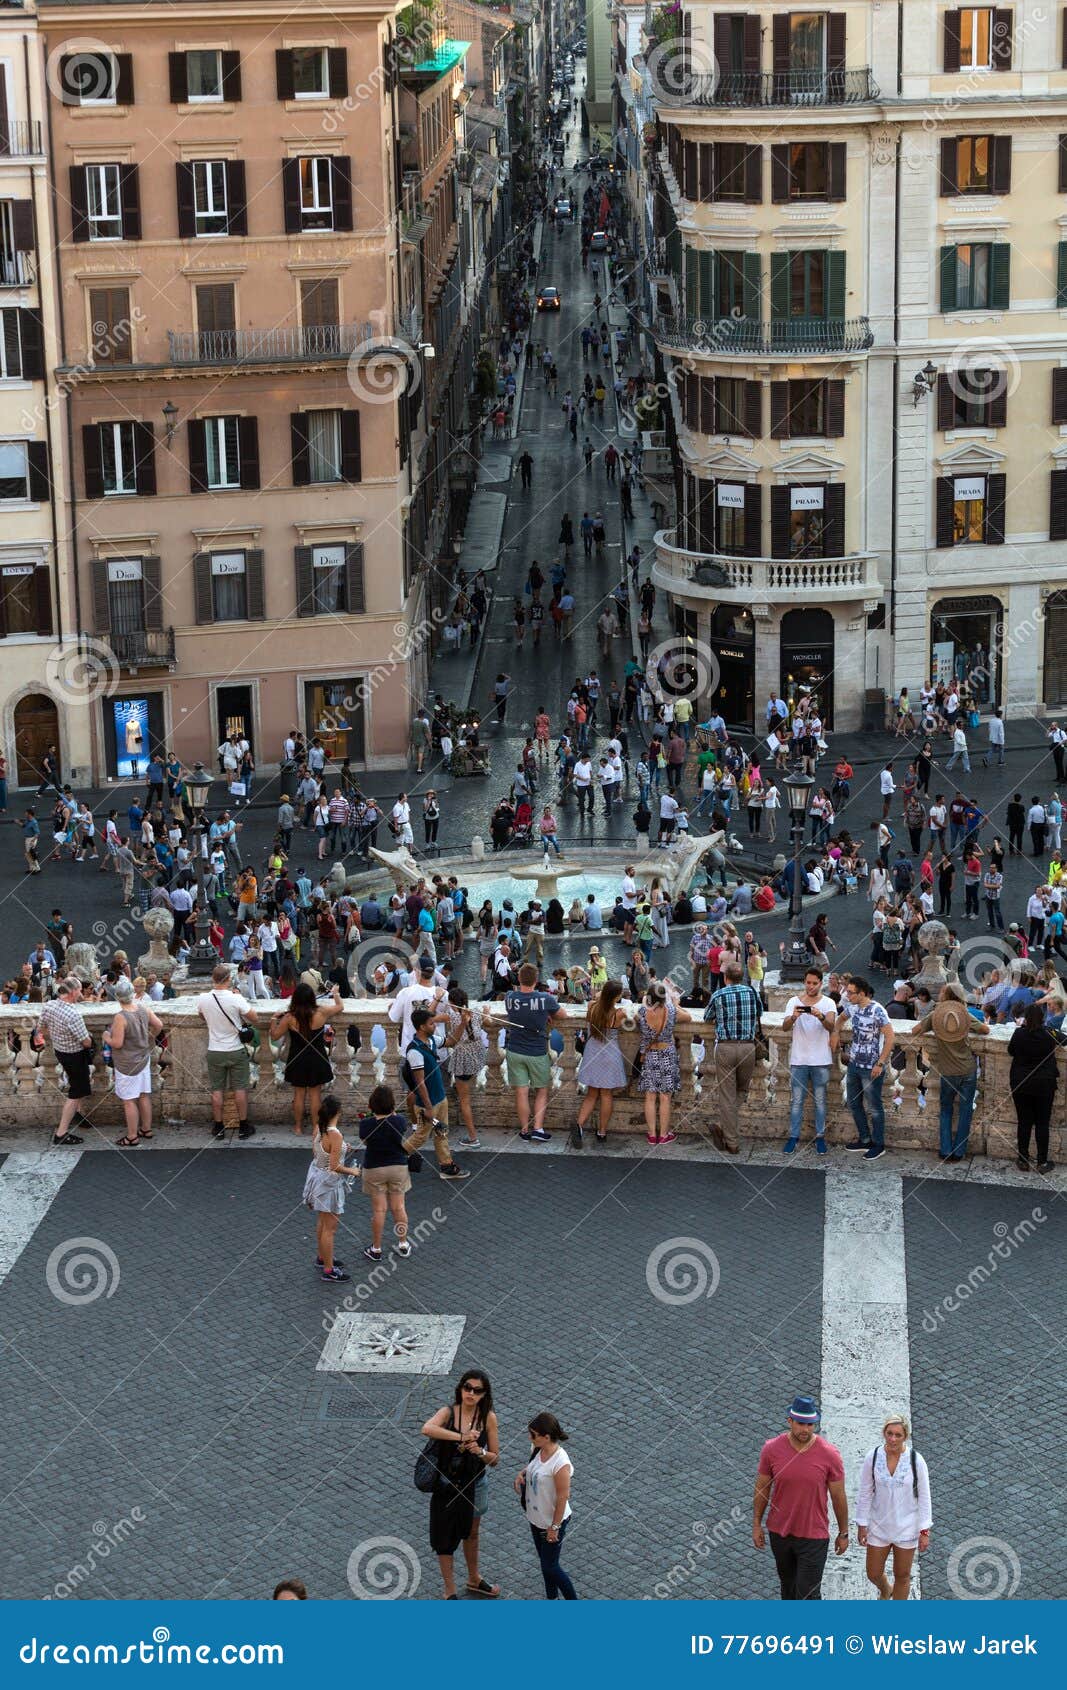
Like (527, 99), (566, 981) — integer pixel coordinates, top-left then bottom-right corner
(753, 1395), (848, 1599)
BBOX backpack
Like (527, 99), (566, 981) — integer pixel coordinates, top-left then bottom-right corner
(882, 919), (903, 952)
(869, 1446), (919, 1498)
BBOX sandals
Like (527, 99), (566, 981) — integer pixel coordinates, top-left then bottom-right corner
(466, 1578), (501, 1598)
(115, 1135), (140, 1147)
(138, 1128), (154, 1139)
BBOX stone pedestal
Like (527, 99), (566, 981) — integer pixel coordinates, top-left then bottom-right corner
(137, 906), (180, 982)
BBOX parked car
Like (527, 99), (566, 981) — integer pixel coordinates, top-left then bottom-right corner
(536, 285), (562, 311)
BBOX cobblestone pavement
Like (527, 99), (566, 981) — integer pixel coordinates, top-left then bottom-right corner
(2, 1147), (1065, 1600)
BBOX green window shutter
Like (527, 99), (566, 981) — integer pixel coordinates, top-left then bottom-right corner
(1057, 243), (1067, 308)
(742, 252), (761, 319)
(699, 249), (716, 318)
(940, 245), (958, 313)
(685, 245), (699, 315)
(770, 252), (790, 321)
(990, 243), (1010, 310)
(825, 250), (845, 319)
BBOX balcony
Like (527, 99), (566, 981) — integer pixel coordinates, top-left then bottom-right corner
(655, 315), (873, 359)
(167, 323), (377, 367)
(653, 530), (882, 606)
(675, 68), (877, 107)
(0, 121), (43, 159)
(0, 251), (35, 288)
(110, 628), (177, 670)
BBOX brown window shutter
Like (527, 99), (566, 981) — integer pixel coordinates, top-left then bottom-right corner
(991, 136), (1011, 194)
(683, 371), (697, 427)
(175, 162), (196, 238)
(744, 380), (762, 438)
(276, 49), (295, 100)
(770, 485), (791, 556)
(1051, 470), (1067, 541)
(345, 542), (366, 614)
(91, 557), (110, 631)
(188, 419), (208, 492)
(11, 199), (34, 251)
(239, 416), (260, 489)
(743, 483), (762, 556)
(34, 566), (53, 636)
(119, 165), (141, 240)
(226, 161), (247, 235)
(936, 374), (955, 431)
(328, 48), (348, 98)
(827, 14), (846, 69)
(944, 10), (961, 71)
(827, 143), (846, 201)
(772, 15), (790, 71)
(700, 376), (715, 434)
(770, 382), (790, 439)
(992, 8), (1013, 68)
(744, 145), (762, 203)
(823, 484), (846, 554)
(332, 157), (353, 230)
(697, 144), (714, 201)
(1060, 136), (1067, 194)
(18, 307), (44, 380)
(743, 15), (760, 71)
(69, 166), (89, 242)
(939, 138), (958, 196)
(988, 381), (1007, 429)
(89, 287), (131, 364)
(168, 52), (188, 104)
(825, 381), (845, 437)
(1, 308), (19, 376)
(935, 476), (955, 547)
(115, 55), (135, 106)
(340, 411), (362, 481)
(294, 545), (314, 615)
(221, 52), (242, 101)
(133, 421), (156, 495)
(713, 15), (732, 71)
(291, 414), (310, 485)
(984, 473), (1006, 542)
(193, 551), (213, 622)
(282, 159), (302, 233)
(141, 556), (163, 629)
(770, 145), (790, 202)
(1053, 367), (1067, 424)
(245, 549), (265, 619)
(82, 425), (104, 499)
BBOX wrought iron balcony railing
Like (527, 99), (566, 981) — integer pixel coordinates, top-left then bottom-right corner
(110, 628), (177, 669)
(0, 251), (35, 287)
(678, 67), (877, 107)
(656, 315), (874, 357)
(167, 323), (376, 365)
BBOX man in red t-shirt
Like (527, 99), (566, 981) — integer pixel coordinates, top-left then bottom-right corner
(753, 1394), (848, 1599)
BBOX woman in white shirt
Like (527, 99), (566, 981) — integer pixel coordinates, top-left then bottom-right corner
(514, 1412), (577, 1600)
(856, 1414), (932, 1600)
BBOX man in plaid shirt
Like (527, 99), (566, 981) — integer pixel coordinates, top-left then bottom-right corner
(38, 976), (94, 1145)
(703, 961), (763, 1155)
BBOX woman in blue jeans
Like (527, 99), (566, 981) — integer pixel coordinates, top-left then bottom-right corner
(515, 1412), (577, 1599)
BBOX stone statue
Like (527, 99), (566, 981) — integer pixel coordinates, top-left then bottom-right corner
(327, 861), (348, 894)
(470, 836), (485, 861)
(914, 919), (951, 991)
(635, 829), (727, 896)
(138, 904), (180, 982)
(367, 842), (423, 890)
(64, 941), (101, 985)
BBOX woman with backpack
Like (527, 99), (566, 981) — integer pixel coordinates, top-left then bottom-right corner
(880, 906), (906, 977)
(421, 1371), (500, 1599)
(856, 1414), (932, 1600)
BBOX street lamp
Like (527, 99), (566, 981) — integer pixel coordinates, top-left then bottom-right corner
(779, 771), (815, 983)
(185, 762), (217, 976)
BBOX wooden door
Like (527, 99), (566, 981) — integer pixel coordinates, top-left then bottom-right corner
(14, 693), (59, 786)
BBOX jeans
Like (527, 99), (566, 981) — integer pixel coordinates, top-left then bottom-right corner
(768, 1532), (830, 1601)
(946, 748), (970, 772)
(845, 1065), (885, 1150)
(530, 1520), (577, 1599)
(949, 822), (965, 851)
(964, 882), (979, 916)
(788, 1064), (830, 1143)
(541, 832), (561, 856)
(938, 1071), (977, 1158)
(985, 898), (1004, 930)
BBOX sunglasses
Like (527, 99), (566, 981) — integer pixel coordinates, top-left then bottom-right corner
(462, 1383), (486, 1396)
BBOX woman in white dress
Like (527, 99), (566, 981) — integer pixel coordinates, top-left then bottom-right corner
(302, 1095), (361, 1283)
(855, 1414), (932, 1600)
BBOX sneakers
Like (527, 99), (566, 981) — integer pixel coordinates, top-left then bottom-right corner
(363, 1246), (382, 1262)
(238, 1124), (255, 1140)
(464, 1137), (482, 1149)
(1038, 1160), (1056, 1173)
(439, 1163), (470, 1181)
(520, 1128), (551, 1142)
(394, 1240), (412, 1258)
(844, 1140), (870, 1153)
(864, 1146), (886, 1161)
(52, 1131), (83, 1146)
(211, 1125), (225, 1139)
(815, 1139), (828, 1155)
(783, 1138), (799, 1154)
(321, 1266), (350, 1282)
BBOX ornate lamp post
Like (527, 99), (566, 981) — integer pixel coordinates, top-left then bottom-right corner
(185, 762), (217, 976)
(779, 770), (815, 982)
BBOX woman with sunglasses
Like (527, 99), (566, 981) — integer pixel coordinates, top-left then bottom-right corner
(514, 1411), (577, 1599)
(856, 1413), (932, 1600)
(421, 1371), (500, 1599)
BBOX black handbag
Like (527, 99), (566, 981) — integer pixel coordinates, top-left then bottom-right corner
(414, 1407), (451, 1492)
(213, 992), (255, 1045)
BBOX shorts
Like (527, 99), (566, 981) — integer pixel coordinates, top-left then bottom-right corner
(113, 1063), (152, 1101)
(361, 1164), (412, 1195)
(506, 1051), (552, 1090)
(57, 1049), (92, 1101)
(207, 1046), (251, 1092)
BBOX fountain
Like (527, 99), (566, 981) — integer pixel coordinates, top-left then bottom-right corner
(367, 843), (424, 891)
(508, 853), (587, 905)
(634, 829), (727, 896)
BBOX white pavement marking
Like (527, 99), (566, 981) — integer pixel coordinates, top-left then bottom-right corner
(0, 1151), (82, 1288)
(820, 1170), (917, 1598)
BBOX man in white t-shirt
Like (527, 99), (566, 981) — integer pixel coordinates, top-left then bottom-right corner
(572, 755), (593, 816)
(197, 963), (257, 1139)
(387, 956), (447, 1052)
(658, 790), (679, 840)
(782, 967), (836, 1154)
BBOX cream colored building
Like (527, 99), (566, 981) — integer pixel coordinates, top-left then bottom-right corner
(1, 0), (86, 789)
(635, 2), (1067, 728)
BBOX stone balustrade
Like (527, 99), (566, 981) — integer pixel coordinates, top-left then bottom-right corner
(1, 1004), (1054, 1163)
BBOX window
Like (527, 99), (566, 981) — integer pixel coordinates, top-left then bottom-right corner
(195, 283), (235, 357)
(306, 409), (341, 482)
(958, 135), (990, 191)
(193, 161), (228, 236)
(718, 503), (746, 553)
(936, 472), (1005, 545)
(61, 51), (116, 106)
(771, 378), (844, 438)
(312, 545), (346, 613)
(790, 251), (824, 316)
(87, 165), (122, 241)
(299, 157), (334, 230)
(210, 552), (247, 620)
(292, 47), (328, 97)
(0, 565), (39, 635)
(99, 422), (138, 495)
(714, 378), (747, 435)
(187, 50), (223, 101)
(713, 143), (751, 202)
(88, 287), (131, 365)
(954, 487), (985, 543)
(301, 276), (339, 339)
(791, 142), (826, 197)
(790, 381), (825, 435)
(789, 12), (826, 71)
(0, 310), (21, 379)
(937, 369), (1006, 429)
(106, 560), (145, 634)
(960, 8), (993, 68)
(204, 416), (240, 490)
(954, 242), (990, 307)
(0, 442), (28, 500)
(790, 499), (826, 557)
(717, 253), (748, 316)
